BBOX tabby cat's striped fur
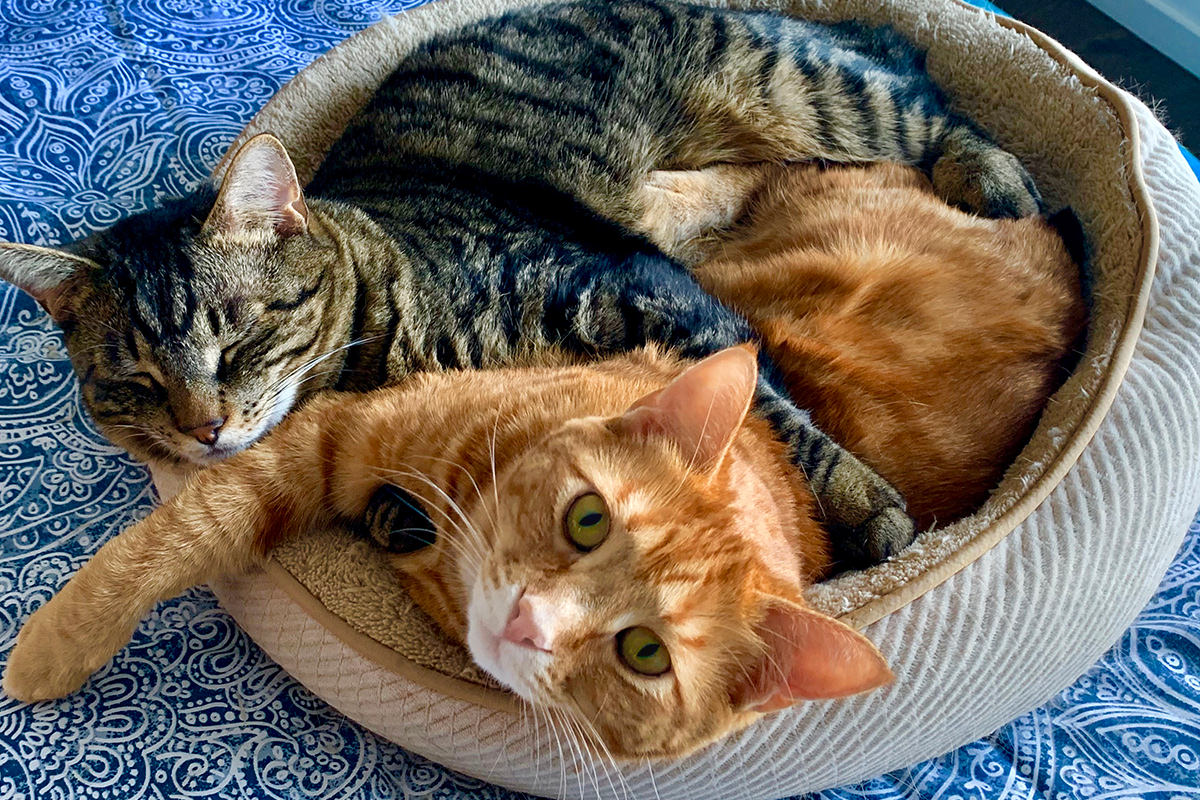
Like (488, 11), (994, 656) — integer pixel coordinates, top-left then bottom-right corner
(0, 0), (1042, 565)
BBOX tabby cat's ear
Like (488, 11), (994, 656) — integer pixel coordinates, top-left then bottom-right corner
(732, 600), (893, 713)
(0, 242), (96, 321)
(204, 133), (308, 238)
(612, 345), (757, 475)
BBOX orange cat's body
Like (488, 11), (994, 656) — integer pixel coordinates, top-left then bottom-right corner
(5, 347), (890, 759)
(643, 163), (1088, 527)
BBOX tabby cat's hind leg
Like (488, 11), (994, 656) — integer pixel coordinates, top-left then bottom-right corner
(636, 165), (771, 263)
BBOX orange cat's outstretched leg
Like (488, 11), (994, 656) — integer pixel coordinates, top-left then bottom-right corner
(2, 402), (340, 702)
(3, 498), (274, 701)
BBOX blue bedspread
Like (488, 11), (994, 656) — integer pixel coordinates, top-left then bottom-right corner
(2, 2), (1198, 798)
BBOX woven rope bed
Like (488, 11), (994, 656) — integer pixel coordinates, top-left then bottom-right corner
(201, 0), (1200, 796)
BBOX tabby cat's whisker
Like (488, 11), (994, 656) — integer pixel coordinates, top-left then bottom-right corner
(259, 368), (334, 412)
(102, 423), (150, 433)
(262, 335), (381, 398)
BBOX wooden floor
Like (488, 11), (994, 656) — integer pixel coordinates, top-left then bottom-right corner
(1002, 0), (1200, 151)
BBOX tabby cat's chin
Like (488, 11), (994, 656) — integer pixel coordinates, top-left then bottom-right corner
(172, 382), (299, 466)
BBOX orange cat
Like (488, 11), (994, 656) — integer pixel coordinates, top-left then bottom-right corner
(3, 346), (892, 758)
(639, 162), (1088, 529)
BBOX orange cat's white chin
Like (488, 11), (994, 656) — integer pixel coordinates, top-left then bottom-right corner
(465, 579), (552, 702)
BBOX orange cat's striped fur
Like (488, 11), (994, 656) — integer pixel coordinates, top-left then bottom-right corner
(4, 162), (1084, 759)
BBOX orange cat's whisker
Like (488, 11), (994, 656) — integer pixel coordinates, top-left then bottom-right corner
(644, 758), (664, 800)
(568, 703), (630, 800)
(489, 410), (504, 518)
(368, 477), (483, 569)
(403, 453), (498, 531)
(573, 712), (616, 800)
(539, 704), (569, 800)
(553, 705), (591, 800)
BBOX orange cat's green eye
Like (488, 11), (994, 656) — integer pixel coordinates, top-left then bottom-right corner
(617, 626), (671, 676)
(564, 492), (609, 551)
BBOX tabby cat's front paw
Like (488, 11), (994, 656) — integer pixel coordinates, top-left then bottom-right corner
(820, 455), (917, 569)
(932, 133), (1043, 220)
(3, 604), (99, 702)
(358, 484), (438, 553)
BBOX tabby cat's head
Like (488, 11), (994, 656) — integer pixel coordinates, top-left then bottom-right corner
(460, 348), (892, 758)
(0, 135), (332, 465)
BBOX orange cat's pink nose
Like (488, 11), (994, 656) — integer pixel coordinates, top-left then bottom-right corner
(183, 418), (226, 446)
(502, 593), (553, 652)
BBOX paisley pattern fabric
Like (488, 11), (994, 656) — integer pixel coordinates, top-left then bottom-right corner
(1, 1), (1198, 797)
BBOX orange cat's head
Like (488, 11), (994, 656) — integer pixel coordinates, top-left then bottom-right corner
(459, 348), (893, 758)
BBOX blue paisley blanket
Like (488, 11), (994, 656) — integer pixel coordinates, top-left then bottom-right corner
(1, 1), (1198, 798)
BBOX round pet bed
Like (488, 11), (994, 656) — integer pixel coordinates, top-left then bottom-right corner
(203, 0), (1200, 796)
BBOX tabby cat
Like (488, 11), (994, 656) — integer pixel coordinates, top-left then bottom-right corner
(3, 346), (892, 759)
(0, 1), (1044, 564)
(637, 161), (1088, 529)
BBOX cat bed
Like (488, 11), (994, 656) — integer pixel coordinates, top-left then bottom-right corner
(204, 0), (1200, 796)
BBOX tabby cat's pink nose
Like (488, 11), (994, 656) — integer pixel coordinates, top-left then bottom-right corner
(183, 418), (226, 446)
(502, 594), (552, 652)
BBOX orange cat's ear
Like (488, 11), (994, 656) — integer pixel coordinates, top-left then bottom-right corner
(204, 133), (308, 238)
(732, 600), (893, 713)
(612, 346), (757, 475)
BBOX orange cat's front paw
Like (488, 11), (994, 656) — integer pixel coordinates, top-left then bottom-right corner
(3, 604), (102, 702)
